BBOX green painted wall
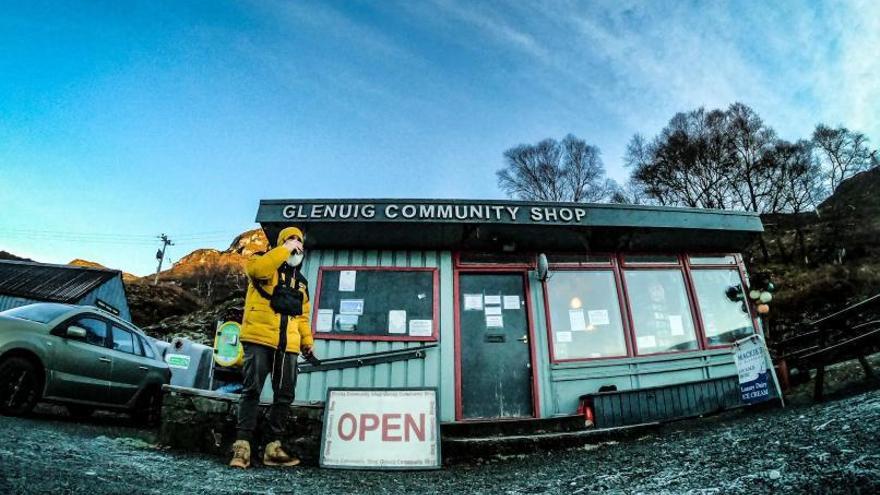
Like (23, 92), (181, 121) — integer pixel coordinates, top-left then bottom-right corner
(296, 250), (740, 422)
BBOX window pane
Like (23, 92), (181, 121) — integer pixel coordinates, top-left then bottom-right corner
(692, 269), (755, 345)
(625, 255), (678, 264)
(547, 253), (611, 264)
(112, 326), (135, 354)
(689, 255), (737, 265)
(624, 270), (698, 353)
(140, 336), (156, 359)
(546, 271), (627, 359)
(75, 318), (107, 347)
(3, 303), (70, 324)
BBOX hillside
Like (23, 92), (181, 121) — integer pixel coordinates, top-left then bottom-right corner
(752, 167), (880, 343)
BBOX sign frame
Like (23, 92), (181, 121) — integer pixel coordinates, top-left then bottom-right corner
(319, 387), (442, 471)
(732, 333), (784, 407)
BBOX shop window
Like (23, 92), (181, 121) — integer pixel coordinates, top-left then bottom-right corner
(546, 271), (628, 360)
(689, 255), (737, 265)
(314, 268), (438, 341)
(625, 255), (679, 264)
(624, 270), (698, 354)
(691, 269), (755, 345)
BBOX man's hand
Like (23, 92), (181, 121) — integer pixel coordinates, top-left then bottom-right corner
(283, 237), (303, 254)
(301, 344), (313, 355)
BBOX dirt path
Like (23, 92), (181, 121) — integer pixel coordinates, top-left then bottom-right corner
(2, 387), (880, 494)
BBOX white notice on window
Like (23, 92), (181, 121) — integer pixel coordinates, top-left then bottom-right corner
(339, 299), (364, 315)
(637, 335), (657, 348)
(388, 310), (407, 334)
(463, 294), (483, 311)
(316, 309), (334, 332)
(484, 295), (502, 305)
(503, 295), (520, 310)
(669, 315), (685, 336)
(485, 315), (504, 328)
(556, 331), (573, 343)
(339, 270), (357, 292)
(588, 309), (610, 326)
(485, 306), (502, 316)
(408, 319), (433, 337)
(336, 314), (359, 331)
(568, 309), (587, 331)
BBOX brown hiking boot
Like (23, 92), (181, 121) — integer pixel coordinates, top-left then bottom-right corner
(229, 440), (251, 469)
(263, 440), (300, 467)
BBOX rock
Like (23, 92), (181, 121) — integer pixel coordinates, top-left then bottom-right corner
(769, 469), (781, 480)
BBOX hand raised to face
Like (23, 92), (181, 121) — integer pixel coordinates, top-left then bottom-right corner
(283, 237), (303, 254)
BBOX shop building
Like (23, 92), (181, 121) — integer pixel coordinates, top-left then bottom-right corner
(256, 199), (766, 423)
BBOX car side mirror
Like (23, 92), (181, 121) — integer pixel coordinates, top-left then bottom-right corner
(66, 325), (87, 339)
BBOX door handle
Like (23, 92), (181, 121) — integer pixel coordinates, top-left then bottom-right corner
(518, 335), (528, 344)
(138, 366), (149, 371)
(98, 357), (111, 363)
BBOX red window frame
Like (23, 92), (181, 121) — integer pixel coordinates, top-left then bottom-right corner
(684, 253), (758, 349)
(543, 252), (759, 364)
(311, 266), (440, 342)
(543, 255), (633, 363)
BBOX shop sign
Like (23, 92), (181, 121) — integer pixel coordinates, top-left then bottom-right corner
(733, 335), (773, 404)
(320, 388), (440, 470)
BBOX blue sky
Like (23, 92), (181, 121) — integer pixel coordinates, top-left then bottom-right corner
(1, 0), (878, 275)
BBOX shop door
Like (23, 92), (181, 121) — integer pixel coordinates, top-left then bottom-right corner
(459, 273), (533, 419)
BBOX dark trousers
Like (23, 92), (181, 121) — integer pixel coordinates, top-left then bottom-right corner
(236, 343), (298, 442)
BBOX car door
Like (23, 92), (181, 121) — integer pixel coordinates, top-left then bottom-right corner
(107, 324), (153, 405)
(45, 316), (113, 403)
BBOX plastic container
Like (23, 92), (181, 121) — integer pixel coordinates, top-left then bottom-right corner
(164, 337), (214, 390)
(213, 321), (244, 368)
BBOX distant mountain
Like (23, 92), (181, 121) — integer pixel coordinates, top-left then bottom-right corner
(0, 251), (32, 262)
(68, 258), (139, 282)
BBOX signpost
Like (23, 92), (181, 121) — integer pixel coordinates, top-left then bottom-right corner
(733, 334), (783, 406)
(320, 388), (441, 470)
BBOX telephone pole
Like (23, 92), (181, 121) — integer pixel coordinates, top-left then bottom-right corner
(154, 234), (174, 285)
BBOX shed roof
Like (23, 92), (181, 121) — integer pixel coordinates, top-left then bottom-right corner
(0, 260), (119, 304)
(256, 199), (764, 252)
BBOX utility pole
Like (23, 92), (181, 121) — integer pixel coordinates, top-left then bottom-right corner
(154, 234), (174, 285)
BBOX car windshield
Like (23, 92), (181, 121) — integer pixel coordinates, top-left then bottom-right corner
(1, 304), (71, 324)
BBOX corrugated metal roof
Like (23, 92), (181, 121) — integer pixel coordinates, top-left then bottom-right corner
(0, 260), (119, 304)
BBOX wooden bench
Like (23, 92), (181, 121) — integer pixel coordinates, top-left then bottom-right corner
(777, 294), (880, 400)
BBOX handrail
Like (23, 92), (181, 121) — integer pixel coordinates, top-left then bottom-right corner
(807, 293), (880, 328)
(297, 343), (438, 374)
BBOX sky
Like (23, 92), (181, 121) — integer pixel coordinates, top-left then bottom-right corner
(1, 0), (878, 276)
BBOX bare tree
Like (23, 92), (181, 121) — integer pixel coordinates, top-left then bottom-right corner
(498, 134), (616, 202)
(625, 108), (737, 209)
(812, 124), (875, 191)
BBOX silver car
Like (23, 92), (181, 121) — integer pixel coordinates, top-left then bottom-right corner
(0, 302), (170, 424)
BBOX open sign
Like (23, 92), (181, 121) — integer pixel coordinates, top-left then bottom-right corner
(320, 388), (440, 470)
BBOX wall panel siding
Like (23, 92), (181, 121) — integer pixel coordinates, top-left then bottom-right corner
(294, 249), (451, 420)
(77, 276), (132, 322)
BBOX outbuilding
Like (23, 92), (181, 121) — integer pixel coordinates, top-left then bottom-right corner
(256, 199), (772, 425)
(0, 259), (131, 321)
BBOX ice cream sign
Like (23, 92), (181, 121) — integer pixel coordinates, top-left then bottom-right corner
(733, 335), (776, 405)
(320, 388), (440, 470)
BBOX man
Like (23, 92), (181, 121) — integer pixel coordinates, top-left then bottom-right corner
(229, 226), (314, 469)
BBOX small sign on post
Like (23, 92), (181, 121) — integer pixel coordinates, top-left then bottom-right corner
(733, 334), (783, 406)
(320, 388), (441, 470)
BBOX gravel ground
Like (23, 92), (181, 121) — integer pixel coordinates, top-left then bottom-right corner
(2, 379), (880, 494)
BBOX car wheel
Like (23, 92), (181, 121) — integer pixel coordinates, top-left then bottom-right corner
(66, 404), (95, 419)
(132, 386), (163, 427)
(0, 356), (43, 416)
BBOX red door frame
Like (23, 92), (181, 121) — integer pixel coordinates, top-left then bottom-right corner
(453, 253), (541, 421)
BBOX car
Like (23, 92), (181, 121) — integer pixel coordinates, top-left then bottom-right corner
(0, 302), (171, 425)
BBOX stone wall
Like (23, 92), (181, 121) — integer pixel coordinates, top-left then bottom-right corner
(158, 386), (325, 465)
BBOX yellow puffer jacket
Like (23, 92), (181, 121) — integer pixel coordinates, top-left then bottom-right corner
(240, 227), (313, 353)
